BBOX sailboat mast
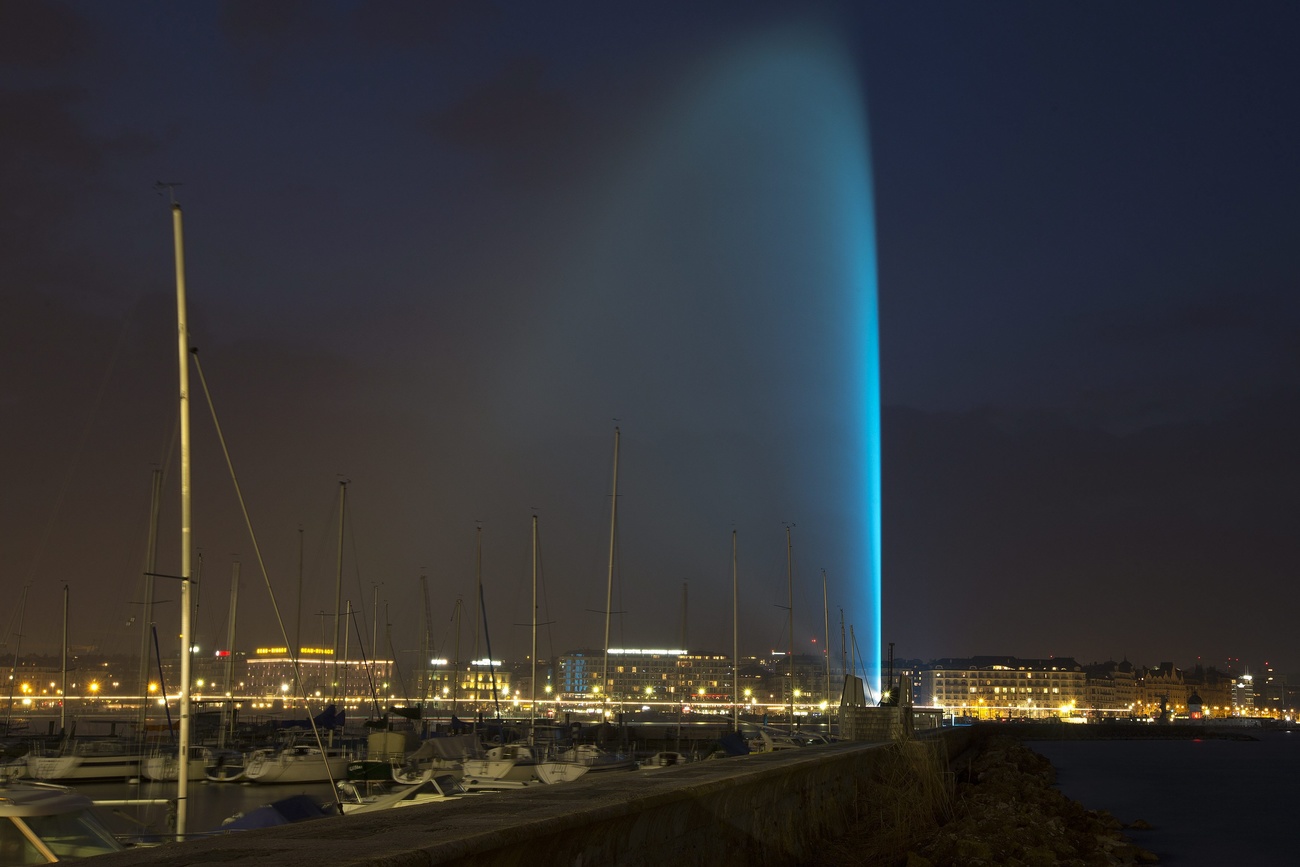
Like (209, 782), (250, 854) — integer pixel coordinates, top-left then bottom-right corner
(220, 562), (239, 748)
(136, 469), (162, 735)
(342, 600), (352, 703)
(452, 598), (462, 714)
(171, 199), (193, 840)
(6, 587), (27, 734)
(530, 515), (538, 727)
(823, 570), (831, 710)
(473, 525), (482, 690)
(601, 427), (620, 712)
(786, 525), (794, 734)
(839, 608), (847, 688)
(294, 527), (303, 672)
(60, 585), (67, 734)
(332, 481), (347, 703)
(419, 576), (432, 702)
(732, 531), (738, 732)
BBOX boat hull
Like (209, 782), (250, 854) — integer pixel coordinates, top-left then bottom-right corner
(25, 753), (143, 782)
(244, 748), (351, 784)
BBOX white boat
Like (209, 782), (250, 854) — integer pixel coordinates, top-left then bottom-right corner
(391, 734), (476, 784)
(534, 743), (636, 785)
(244, 744), (352, 784)
(337, 771), (469, 814)
(204, 748), (248, 783)
(0, 776), (124, 863)
(24, 739), (143, 782)
(640, 751), (689, 768)
(140, 745), (207, 782)
(460, 744), (540, 789)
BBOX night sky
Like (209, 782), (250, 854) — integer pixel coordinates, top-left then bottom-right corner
(3, 2), (1298, 683)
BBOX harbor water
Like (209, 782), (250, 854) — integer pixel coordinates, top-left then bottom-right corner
(1031, 730), (1300, 866)
(71, 777), (339, 841)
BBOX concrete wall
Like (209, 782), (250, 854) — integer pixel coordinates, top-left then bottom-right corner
(89, 731), (972, 867)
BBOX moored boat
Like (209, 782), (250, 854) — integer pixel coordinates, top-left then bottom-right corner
(337, 771), (469, 814)
(243, 744), (352, 784)
(141, 745), (207, 782)
(534, 743), (636, 784)
(0, 775), (124, 862)
(24, 739), (143, 783)
(204, 748), (247, 783)
(460, 743), (540, 789)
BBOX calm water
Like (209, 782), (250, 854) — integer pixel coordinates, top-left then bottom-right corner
(73, 778), (338, 841)
(1031, 731), (1300, 866)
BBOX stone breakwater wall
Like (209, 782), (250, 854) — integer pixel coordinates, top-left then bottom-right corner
(912, 736), (1161, 866)
(87, 731), (972, 867)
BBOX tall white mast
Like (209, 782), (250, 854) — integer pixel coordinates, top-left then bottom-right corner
(171, 200), (193, 840)
(600, 427), (620, 713)
(60, 586), (67, 734)
(786, 525), (794, 734)
(220, 562), (239, 748)
(332, 481), (347, 704)
(823, 570), (831, 710)
(732, 531), (738, 732)
(530, 514), (538, 738)
(136, 469), (162, 737)
(473, 526), (482, 699)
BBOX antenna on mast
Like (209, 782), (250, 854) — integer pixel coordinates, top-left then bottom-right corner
(155, 181), (184, 203)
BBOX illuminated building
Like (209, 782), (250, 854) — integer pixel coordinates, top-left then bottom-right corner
(1082, 659), (1138, 717)
(556, 649), (734, 703)
(244, 646), (392, 701)
(425, 660), (512, 707)
(919, 657), (1086, 720)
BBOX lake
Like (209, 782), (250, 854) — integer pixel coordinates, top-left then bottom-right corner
(1031, 731), (1300, 866)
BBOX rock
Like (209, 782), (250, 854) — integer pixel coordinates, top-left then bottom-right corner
(1127, 818), (1154, 830)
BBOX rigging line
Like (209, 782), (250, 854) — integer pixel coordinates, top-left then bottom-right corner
(385, 618), (410, 706)
(537, 525), (556, 664)
(345, 499), (370, 638)
(346, 605), (383, 721)
(848, 627), (876, 704)
(22, 311), (135, 586)
(614, 528), (624, 651)
(190, 350), (343, 810)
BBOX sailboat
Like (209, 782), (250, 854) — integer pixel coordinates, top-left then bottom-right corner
(24, 589), (145, 782)
(242, 737), (353, 785)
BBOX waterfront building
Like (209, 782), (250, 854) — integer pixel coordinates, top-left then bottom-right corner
(1082, 659), (1138, 718)
(919, 656), (1086, 719)
(1259, 663), (1286, 716)
(1233, 672), (1255, 715)
(556, 649), (733, 704)
(1137, 662), (1188, 719)
(425, 660), (512, 708)
(243, 646), (393, 704)
(1183, 665), (1234, 718)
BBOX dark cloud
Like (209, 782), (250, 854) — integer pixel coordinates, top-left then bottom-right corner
(0, 1), (94, 70)
(883, 396), (1300, 667)
(425, 56), (580, 185)
(218, 0), (331, 95)
(349, 0), (496, 49)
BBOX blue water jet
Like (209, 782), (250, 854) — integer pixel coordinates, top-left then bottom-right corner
(523, 26), (881, 692)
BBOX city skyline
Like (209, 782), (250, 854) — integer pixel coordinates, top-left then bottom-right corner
(4, 3), (1299, 675)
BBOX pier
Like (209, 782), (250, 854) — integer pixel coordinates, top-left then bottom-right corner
(87, 729), (971, 867)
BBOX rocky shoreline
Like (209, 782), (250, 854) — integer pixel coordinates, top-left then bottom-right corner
(819, 735), (1160, 866)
